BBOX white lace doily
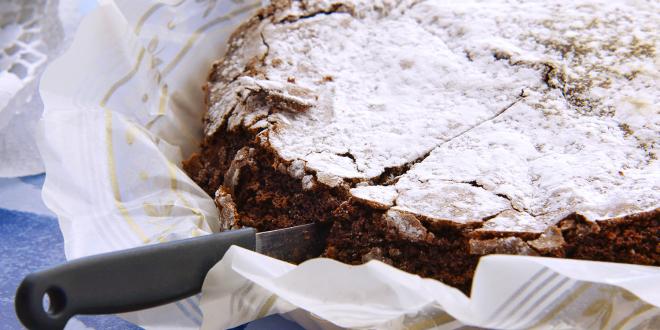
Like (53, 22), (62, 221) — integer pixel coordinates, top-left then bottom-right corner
(0, 0), (82, 177)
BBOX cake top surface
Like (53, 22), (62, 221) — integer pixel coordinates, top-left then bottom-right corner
(205, 0), (659, 231)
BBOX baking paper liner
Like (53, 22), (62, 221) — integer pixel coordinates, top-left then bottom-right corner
(38, 0), (660, 329)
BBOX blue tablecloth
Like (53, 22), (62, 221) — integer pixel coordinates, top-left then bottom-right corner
(0, 175), (301, 329)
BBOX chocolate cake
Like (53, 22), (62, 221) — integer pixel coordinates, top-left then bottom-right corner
(184, 0), (660, 293)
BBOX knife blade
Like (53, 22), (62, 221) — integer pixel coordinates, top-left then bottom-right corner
(15, 223), (330, 330)
(256, 223), (329, 263)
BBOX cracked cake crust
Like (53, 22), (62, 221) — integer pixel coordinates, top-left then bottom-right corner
(184, 0), (660, 292)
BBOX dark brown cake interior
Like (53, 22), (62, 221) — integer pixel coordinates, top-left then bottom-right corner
(184, 127), (659, 294)
(184, 127), (348, 232)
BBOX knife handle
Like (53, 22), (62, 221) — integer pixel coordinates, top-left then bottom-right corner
(15, 228), (256, 330)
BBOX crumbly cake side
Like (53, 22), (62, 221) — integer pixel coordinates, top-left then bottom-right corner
(184, 0), (660, 293)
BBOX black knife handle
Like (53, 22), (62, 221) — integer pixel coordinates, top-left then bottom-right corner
(15, 228), (256, 330)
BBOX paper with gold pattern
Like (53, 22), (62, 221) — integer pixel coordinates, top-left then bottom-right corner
(38, 0), (659, 329)
(39, 0), (260, 328)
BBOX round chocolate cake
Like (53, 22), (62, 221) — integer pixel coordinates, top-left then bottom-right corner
(184, 0), (659, 292)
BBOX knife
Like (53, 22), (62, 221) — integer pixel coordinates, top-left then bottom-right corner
(15, 223), (330, 329)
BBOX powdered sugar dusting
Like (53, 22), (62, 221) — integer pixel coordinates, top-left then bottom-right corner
(206, 0), (659, 232)
(480, 210), (545, 233)
(381, 0), (658, 229)
(350, 185), (398, 208)
(264, 9), (529, 178)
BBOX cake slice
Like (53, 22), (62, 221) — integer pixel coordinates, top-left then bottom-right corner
(184, 0), (659, 293)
